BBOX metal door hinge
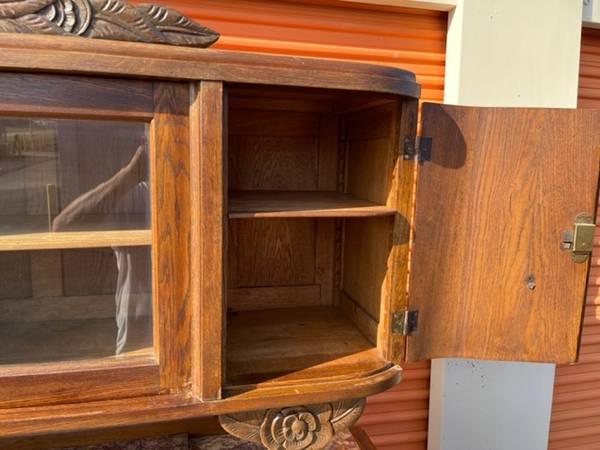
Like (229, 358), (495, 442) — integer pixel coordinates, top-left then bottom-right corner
(392, 310), (419, 336)
(403, 136), (431, 162)
(562, 213), (595, 263)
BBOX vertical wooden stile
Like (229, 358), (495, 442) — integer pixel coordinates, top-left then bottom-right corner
(191, 81), (226, 400)
(315, 113), (338, 306)
(383, 99), (418, 363)
(152, 82), (192, 392)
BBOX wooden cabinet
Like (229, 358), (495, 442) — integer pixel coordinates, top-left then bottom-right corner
(0, 16), (599, 450)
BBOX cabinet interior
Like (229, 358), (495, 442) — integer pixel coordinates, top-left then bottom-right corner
(225, 84), (402, 387)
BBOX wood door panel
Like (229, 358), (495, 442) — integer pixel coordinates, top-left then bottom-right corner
(408, 104), (600, 364)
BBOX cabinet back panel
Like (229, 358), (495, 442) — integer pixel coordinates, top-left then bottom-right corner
(0, 252), (31, 299)
(228, 107), (321, 192)
(227, 87), (341, 310)
(228, 218), (316, 288)
(229, 109), (320, 138)
(229, 135), (319, 191)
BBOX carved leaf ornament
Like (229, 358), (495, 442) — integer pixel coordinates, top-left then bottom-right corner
(219, 398), (366, 450)
(0, 0), (219, 47)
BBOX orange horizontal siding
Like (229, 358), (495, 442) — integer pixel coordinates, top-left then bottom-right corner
(550, 29), (600, 448)
(358, 361), (432, 449)
(132, 2), (447, 448)
(131, 0), (446, 103)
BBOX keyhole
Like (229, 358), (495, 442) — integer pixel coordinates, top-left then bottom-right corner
(525, 274), (536, 290)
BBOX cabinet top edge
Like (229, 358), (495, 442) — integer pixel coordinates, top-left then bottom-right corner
(0, 34), (421, 98)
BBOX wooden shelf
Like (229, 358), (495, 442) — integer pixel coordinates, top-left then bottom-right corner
(226, 306), (383, 386)
(0, 316), (152, 365)
(0, 214), (150, 251)
(0, 214), (149, 234)
(228, 191), (396, 218)
(0, 229), (151, 251)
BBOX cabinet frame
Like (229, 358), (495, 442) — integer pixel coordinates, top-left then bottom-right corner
(0, 36), (416, 440)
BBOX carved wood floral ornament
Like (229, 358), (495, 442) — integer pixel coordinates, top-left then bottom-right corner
(219, 399), (366, 450)
(0, 0), (219, 47)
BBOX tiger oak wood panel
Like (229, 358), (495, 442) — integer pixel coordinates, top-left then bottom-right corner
(190, 80), (226, 400)
(226, 90), (341, 309)
(0, 35), (420, 98)
(0, 73), (153, 120)
(228, 218), (316, 288)
(228, 109), (320, 191)
(408, 104), (600, 364)
(0, 358), (159, 409)
(152, 82), (192, 391)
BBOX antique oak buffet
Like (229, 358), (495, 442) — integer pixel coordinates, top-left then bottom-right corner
(1, 2), (600, 449)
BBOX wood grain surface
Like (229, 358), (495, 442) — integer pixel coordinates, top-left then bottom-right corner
(384, 99), (418, 363)
(226, 306), (379, 386)
(340, 101), (407, 360)
(227, 285), (321, 311)
(0, 358), (158, 409)
(0, 365), (401, 443)
(0, 34), (420, 98)
(228, 218), (316, 289)
(408, 104), (600, 364)
(0, 230), (150, 251)
(0, 73), (153, 120)
(228, 191), (395, 218)
(151, 82), (192, 391)
(190, 81), (226, 401)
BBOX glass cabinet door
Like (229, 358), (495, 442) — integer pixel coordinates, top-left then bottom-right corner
(0, 118), (153, 365)
(0, 74), (191, 408)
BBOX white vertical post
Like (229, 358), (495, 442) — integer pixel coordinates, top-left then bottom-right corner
(428, 1), (584, 449)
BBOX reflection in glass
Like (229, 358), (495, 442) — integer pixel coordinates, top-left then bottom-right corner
(0, 118), (153, 364)
(0, 118), (150, 234)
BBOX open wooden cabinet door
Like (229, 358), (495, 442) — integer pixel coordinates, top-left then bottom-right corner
(406, 104), (600, 364)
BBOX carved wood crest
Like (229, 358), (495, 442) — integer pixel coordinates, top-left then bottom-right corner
(0, 0), (219, 47)
(219, 398), (365, 450)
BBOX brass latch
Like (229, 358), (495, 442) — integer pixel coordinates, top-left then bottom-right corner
(562, 213), (595, 263)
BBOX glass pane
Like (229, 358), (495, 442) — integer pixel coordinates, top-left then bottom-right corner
(0, 118), (153, 364)
(0, 118), (150, 234)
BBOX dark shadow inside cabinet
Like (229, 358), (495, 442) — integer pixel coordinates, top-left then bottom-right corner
(224, 84), (404, 387)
